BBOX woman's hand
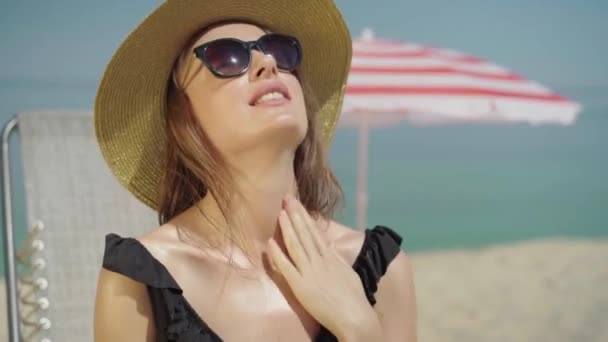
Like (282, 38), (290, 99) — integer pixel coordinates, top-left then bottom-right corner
(267, 195), (384, 341)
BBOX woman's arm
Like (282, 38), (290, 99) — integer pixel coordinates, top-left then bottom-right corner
(93, 268), (156, 341)
(373, 251), (418, 342)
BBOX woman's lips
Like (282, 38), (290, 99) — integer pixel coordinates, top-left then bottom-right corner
(249, 79), (291, 106)
(253, 92), (290, 106)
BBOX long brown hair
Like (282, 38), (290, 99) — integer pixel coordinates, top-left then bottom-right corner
(157, 27), (344, 260)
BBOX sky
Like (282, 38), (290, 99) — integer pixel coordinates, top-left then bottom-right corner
(0, 0), (607, 89)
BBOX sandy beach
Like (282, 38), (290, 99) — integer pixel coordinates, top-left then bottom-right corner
(1, 237), (607, 341)
(412, 238), (608, 342)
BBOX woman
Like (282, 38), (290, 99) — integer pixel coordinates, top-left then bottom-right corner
(93, 0), (416, 341)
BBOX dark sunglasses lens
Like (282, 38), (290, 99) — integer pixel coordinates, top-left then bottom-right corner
(260, 35), (301, 71)
(203, 40), (249, 76)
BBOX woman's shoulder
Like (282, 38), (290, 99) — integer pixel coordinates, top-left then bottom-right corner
(328, 221), (403, 265)
(104, 224), (179, 267)
(96, 225), (183, 341)
(327, 220), (367, 265)
(132, 224), (183, 265)
(102, 224), (185, 290)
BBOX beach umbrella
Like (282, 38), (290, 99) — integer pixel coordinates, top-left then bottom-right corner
(341, 29), (582, 229)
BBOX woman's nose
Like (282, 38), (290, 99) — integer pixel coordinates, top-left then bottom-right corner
(249, 50), (278, 80)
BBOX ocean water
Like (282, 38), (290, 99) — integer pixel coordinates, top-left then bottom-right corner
(0, 79), (607, 275)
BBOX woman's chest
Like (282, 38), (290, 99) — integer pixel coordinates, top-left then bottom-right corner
(173, 263), (321, 341)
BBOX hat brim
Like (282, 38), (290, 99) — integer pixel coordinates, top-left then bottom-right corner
(94, 0), (352, 209)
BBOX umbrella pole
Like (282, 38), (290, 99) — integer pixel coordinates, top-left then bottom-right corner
(356, 113), (369, 230)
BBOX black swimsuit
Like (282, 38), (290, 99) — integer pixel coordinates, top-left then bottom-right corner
(102, 226), (402, 341)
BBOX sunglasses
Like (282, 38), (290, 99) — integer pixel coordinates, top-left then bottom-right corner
(193, 33), (302, 78)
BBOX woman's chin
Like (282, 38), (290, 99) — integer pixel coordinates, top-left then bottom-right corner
(260, 115), (307, 146)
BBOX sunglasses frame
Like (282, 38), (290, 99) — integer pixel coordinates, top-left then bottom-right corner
(193, 33), (303, 78)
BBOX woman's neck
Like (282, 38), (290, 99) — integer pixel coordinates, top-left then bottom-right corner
(189, 148), (297, 264)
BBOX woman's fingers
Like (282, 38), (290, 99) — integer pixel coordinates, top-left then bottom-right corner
(284, 197), (321, 263)
(268, 238), (302, 284)
(278, 209), (309, 272)
(294, 200), (329, 256)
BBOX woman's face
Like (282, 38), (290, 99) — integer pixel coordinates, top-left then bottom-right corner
(181, 23), (308, 160)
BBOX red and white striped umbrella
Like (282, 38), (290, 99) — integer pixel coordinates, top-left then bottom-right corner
(341, 29), (582, 229)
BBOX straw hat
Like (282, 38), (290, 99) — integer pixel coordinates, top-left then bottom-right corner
(94, 0), (352, 210)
